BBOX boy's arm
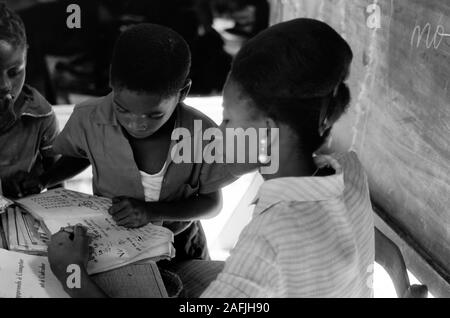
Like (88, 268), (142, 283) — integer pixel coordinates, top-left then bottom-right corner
(40, 103), (92, 188)
(40, 155), (91, 189)
(18, 105), (90, 195)
(150, 190), (223, 221)
(5, 156), (89, 198)
(42, 155), (64, 190)
(108, 191), (222, 229)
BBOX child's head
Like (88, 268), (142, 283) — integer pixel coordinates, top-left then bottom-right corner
(0, 3), (27, 113)
(110, 23), (191, 139)
(222, 18), (353, 158)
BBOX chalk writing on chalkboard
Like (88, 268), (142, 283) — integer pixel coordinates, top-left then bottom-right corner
(411, 22), (450, 50)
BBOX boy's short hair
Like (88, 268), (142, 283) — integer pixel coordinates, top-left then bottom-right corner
(110, 23), (191, 98)
(0, 2), (27, 47)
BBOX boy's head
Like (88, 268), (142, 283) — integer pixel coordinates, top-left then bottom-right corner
(110, 24), (192, 139)
(0, 2), (27, 114)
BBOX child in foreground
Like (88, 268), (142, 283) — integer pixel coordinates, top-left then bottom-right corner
(30, 24), (236, 260)
(46, 18), (376, 298)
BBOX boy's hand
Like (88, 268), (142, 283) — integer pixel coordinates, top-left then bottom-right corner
(48, 225), (90, 282)
(108, 197), (151, 228)
(1, 171), (43, 198)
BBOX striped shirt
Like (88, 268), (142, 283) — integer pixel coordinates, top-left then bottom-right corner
(202, 151), (374, 298)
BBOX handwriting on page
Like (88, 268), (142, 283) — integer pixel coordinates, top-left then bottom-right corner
(28, 189), (111, 211)
(49, 214), (173, 274)
(17, 189), (112, 222)
(30, 196), (73, 209)
(84, 217), (171, 257)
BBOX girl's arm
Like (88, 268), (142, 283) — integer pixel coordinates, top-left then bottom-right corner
(375, 228), (427, 298)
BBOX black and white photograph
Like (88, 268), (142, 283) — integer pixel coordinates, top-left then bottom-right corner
(0, 0), (448, 306)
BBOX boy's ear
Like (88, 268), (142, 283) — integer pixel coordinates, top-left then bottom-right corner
(178, 79), (192, 102)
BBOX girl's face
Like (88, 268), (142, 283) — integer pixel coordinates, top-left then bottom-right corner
(113, 89), (179, 139)
(221, 78), (268, 172)
(0, 40), (26, 112)
(221, 79), (263, 132)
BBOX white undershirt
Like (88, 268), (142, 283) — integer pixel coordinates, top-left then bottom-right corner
(139, 161), (168, 202)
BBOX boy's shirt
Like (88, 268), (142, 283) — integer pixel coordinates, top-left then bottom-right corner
(53, 93), (237, 234)
(0, 85), (59, 179)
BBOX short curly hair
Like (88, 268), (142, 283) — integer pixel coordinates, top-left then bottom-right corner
(0, 2), (27, 47)
(110, 23), (191, 98)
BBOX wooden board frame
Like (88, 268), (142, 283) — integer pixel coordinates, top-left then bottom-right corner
(374, 203), (450, 297)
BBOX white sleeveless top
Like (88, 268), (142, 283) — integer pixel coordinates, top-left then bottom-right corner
(139, 161), (168, 202)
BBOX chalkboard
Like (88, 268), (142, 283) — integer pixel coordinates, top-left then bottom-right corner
(270, 0), (449, 283)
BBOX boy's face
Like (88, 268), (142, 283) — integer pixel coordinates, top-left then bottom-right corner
(113, 88), (179, 139)
(0, 40), (26, 113)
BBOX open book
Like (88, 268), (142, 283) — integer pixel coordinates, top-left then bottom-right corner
(16, 189), (175, 274)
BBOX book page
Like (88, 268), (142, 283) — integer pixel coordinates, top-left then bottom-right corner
(81, 216), (174, 274)
(0, 249), (69, 298)
(16, 189), (175, 274)
(43, 213), (175, 274)
(16, 189), (111, 221)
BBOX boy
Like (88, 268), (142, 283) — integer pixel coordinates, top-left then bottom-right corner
(0, 3), (58, 198)
(33, 24), (236, 260)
